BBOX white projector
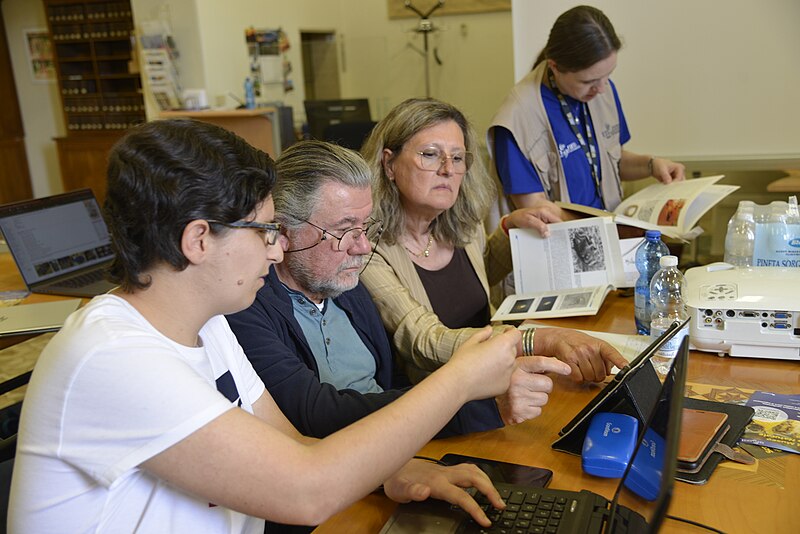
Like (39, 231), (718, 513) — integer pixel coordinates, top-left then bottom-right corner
(685, 264), (800, 360)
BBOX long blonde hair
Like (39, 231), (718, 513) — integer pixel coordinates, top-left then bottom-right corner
(361, 98), (496, 247)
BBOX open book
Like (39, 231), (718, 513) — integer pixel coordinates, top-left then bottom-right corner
(492, 217), (642, 321)
(558, 175), (739, 241)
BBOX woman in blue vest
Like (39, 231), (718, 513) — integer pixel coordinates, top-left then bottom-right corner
(488, 5), (685, 211)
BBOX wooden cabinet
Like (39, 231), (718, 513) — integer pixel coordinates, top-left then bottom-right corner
(0, 2), (33, 203)
(43, 0), (144, 198)
(160, 108), (280, 158)
(55, 133), (123, 204)
(44, 0), (145, 133)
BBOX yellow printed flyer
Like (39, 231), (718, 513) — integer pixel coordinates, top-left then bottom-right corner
(740, 391), (800, 454)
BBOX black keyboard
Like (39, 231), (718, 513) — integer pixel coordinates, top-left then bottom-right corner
(48, 268), (105, 289)
(458, 486), (598, 534)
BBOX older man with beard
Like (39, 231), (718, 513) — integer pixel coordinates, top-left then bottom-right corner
(226, 140), (574, 445)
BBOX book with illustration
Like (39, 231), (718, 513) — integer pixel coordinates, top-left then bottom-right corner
(557, 175), (739, 241)
(492, 217), (641, 321)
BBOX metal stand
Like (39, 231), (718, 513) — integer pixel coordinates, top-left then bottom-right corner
(404, 1), (444, 97)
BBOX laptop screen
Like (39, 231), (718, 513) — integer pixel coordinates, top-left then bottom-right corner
(605, 336), (688, 533)
(0, 189), (113, 287)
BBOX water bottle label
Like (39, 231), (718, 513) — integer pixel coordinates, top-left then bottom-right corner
(650, 325), (688, 360)
(753, 221), (800, 268)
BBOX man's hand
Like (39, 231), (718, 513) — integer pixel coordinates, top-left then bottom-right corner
(534, 328), (628, 383)
(382, 458), (505, 527)
(496, 356), (571, 425)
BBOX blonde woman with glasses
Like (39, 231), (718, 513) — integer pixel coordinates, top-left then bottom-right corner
(361, 98), (627, 398)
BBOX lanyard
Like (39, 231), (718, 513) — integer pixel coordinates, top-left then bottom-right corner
(547, 68), (604, 209)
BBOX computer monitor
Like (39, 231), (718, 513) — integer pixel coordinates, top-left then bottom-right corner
(304, 98), (371, 142)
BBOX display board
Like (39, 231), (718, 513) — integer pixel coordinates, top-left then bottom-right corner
(510, 0), (800, 164)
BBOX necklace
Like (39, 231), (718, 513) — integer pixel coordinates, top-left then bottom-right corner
(405, 233), (433, 258)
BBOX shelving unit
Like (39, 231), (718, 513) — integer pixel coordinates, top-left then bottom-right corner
(42, 0), (144, 202)
(44, 0), (145, 133)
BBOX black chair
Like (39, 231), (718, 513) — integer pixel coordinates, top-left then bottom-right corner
(0, 434), (16, 534)
(322, 120), (377, 151)
(0, 366), (30, 534)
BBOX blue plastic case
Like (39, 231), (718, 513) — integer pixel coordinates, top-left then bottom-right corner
(581, 412), (639, 478)
(624, 428), (665, 501)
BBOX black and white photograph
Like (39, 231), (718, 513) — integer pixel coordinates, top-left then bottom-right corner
(569, 226), (605, 273)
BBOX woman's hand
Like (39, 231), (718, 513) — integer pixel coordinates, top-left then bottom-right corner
(383, 459), (505, 527)
(502, 201), (564, 238)
(651, 157), (686, 184)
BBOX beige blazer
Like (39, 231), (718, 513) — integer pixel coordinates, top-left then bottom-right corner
(360, 224), (512, 383)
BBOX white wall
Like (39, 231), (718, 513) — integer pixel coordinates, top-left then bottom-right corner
(337, 0), (513, 138)
(2, 0), (64, 197)
(510, 0), (800, 164)
(3, 0), (513, 197)
(191, 0), (512, 137)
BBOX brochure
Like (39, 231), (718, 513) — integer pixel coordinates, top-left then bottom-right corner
(492, 217), (641, 321)
(740, 391), (800, 454)
(558, 175), (739, 241)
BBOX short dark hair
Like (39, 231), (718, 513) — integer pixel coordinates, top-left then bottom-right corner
(104, 119), (276, 291)
(535, 5), (622, 72)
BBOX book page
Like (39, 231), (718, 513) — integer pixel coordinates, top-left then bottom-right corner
(492, 285), (613, 321)
(613, 175), (732, 237)
(510, 217), (626, 294)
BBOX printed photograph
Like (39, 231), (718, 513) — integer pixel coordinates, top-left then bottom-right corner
(569, 226), (605, 273)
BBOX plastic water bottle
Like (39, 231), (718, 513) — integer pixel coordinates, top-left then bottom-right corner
(634, 230), (669, 335)
(244, 77), (256, 109)
(767, 202), (790, 259)
(723, 205), (755, 267)
(649, 255), (689, 377)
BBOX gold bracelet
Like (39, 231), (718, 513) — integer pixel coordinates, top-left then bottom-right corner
(522, 327), (536, 356)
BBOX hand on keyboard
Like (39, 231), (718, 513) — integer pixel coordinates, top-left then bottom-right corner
(383, 459), (506, 527)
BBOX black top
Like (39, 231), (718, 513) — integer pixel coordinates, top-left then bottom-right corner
(415, 247), (490, 328)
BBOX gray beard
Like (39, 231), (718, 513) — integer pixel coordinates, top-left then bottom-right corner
(284, 254), (364, 300)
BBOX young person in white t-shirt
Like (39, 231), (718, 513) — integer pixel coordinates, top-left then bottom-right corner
(7, 119), (532, 533)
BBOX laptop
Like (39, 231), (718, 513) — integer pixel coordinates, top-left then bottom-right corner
(379, 327), (689, 534)
(0, 299), (81, 337)
(0, 189), (118, 298)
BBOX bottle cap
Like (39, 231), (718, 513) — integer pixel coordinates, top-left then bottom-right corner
(645, 230), (661, 239)
(659, 255), (678, 267)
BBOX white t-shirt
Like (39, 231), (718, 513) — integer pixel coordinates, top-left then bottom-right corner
(8, 295), (267, 534)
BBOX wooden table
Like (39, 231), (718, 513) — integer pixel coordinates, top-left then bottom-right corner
(314, 292), (799, 534)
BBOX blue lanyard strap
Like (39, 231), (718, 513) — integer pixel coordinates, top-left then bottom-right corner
(547, 68), (604, 209)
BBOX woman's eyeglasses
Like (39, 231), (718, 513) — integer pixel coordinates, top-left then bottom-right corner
(207, 220), (281, 246)
(415, 146), (473, 174)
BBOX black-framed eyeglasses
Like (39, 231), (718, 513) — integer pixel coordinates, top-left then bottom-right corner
(207, 219), (282, 246)
(285, 218), (383, 273)
(414, 146), (473, 174)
